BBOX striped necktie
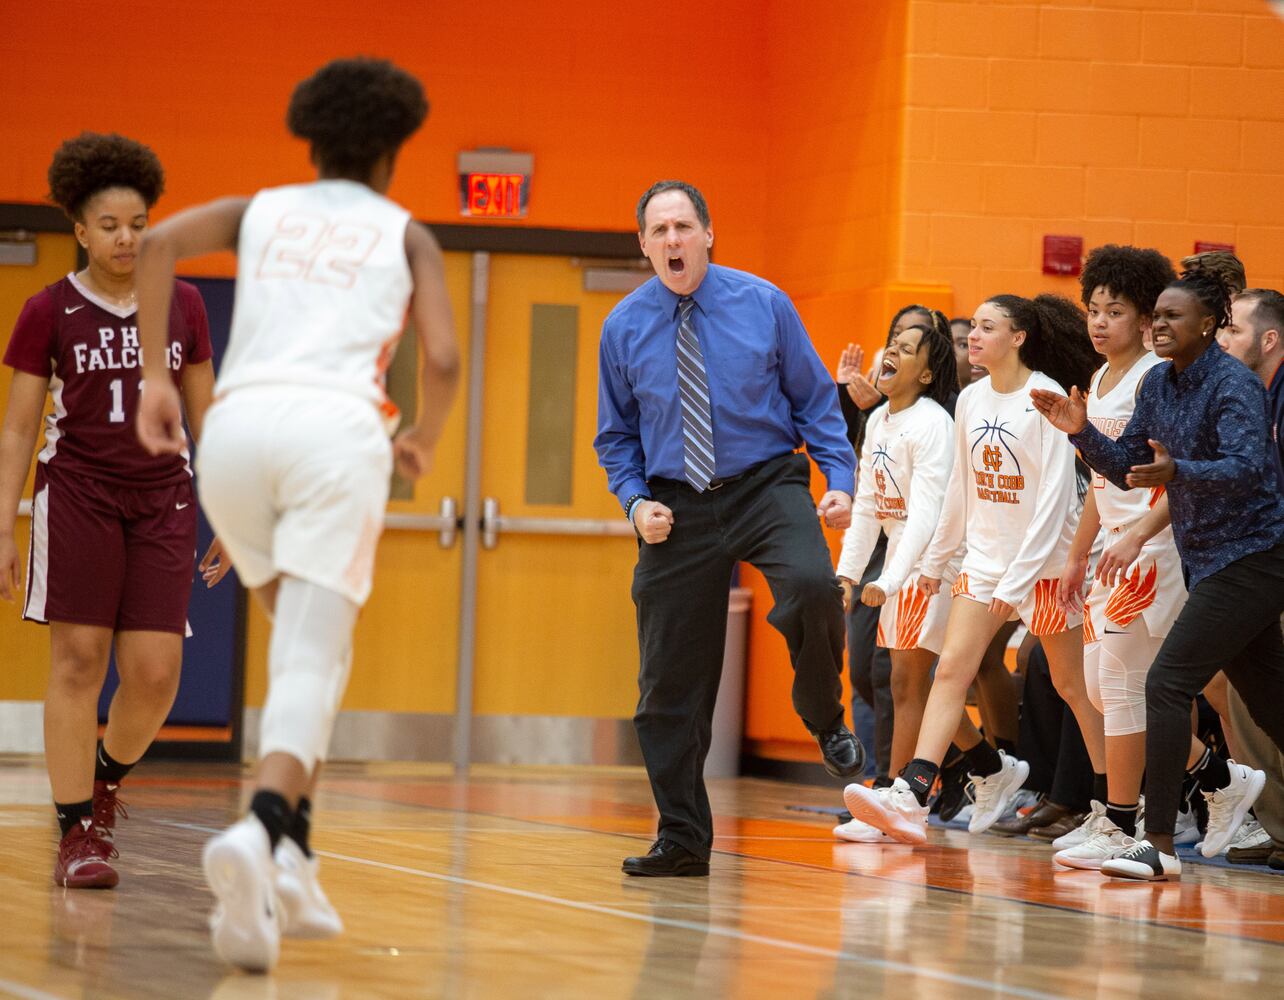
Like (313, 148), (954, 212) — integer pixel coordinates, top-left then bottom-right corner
(676, 296), (715, 491)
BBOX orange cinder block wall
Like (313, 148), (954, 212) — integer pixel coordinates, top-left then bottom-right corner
(897, 0), (1284, 312)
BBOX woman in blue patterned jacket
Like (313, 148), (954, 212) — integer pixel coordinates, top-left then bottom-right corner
(1032, 267), (1284, 882)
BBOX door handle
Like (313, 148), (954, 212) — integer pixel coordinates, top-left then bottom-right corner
(384, 496), (461, 548)
(480, 496), (635, 550)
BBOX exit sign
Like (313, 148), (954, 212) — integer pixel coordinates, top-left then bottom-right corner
(464, 173), (526, 217)
(458, 149), (532, 219)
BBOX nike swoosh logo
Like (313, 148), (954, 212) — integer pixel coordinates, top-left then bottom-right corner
(1025, 407), (1037, 412)
(176, 502), (190, 510)
(65, 305), (85, 314)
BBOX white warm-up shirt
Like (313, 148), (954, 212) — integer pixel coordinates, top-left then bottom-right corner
(836, 397), (954, 597)
(921, 371), (1078, 608)
(1087, 354), (1171, 534)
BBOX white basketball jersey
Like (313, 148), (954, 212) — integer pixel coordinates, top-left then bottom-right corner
(219, 180), (413, 422)
(1087, 354), (1170, 532)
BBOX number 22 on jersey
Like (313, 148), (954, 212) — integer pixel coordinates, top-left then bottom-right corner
(256, 212), (381, 289)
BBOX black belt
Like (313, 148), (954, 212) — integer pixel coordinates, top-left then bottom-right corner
(649, 453), (789, 492)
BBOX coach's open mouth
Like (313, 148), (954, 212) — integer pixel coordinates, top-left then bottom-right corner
(668, 256), (685, 276)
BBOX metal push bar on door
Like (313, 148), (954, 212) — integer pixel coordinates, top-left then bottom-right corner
(479, 497), (634, 549)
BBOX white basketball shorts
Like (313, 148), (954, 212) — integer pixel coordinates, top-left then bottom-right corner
(196, 385), (392, 606)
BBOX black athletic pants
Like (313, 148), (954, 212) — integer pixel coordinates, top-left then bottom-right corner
(1144, 541), (1284, 836)
(1019, 640), (1093, 810)
(632, 452), (847, 858)
(847, 534), (893, 783)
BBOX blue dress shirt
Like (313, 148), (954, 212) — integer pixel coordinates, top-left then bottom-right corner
(595, 264), (855, 510)
(1069, 344), (1284, 589)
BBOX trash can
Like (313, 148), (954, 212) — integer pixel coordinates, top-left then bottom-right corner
(705, 586), (752, 778)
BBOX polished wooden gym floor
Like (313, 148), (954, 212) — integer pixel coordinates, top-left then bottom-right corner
(2, 757), (1283, 999)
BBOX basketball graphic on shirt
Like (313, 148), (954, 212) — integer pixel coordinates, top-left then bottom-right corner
(970, 418), (1021, 476)
(870, 445), (906, 519)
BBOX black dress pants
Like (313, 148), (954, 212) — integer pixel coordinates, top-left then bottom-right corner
(1144, 541), (1284, 836)
(632, 452), (847, 858)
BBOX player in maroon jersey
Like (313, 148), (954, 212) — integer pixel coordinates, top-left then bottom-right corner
(0, 133), (221, 888)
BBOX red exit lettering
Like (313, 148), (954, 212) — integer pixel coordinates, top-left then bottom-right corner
(467, 173), (525, 216)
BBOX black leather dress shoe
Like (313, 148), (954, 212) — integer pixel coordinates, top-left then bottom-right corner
(990, 798), (1074, 837)
(816, 724), (866, 779)
(622, 839), (710, 877)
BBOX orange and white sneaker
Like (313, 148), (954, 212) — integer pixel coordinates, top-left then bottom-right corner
(53, 818), (119, 889)
(844, 779), (929, 845)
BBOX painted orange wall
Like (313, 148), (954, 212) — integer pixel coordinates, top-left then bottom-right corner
(741, 1), (917, 748)
(0, 1), (770, 277)
(897, 0), (1284, 314)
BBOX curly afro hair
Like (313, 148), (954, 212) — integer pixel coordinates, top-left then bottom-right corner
(1079, 244), (1176, 316)
(985, 293), (1098, 394)
(47, 132), (164, 221)
(287, 57), (428, 177)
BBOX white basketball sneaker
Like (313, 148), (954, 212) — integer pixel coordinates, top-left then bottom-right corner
(967, 752), (1030, 834)
(832, 816), (892, 843)
(1201, 761), (1267, 858)
(1054, 821), (1132, 871)
(844, 779), (929, 845)
(275, 837), (344, 938)
(203, 815), (281, 972)
(1051, 801), (1107, 851)
(1100, 838), (1181, 881)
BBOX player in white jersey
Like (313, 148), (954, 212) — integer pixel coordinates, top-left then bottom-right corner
(135, 58), (459, 972)
(1051, 246), (1210, 871)
(846, 294), (1102, 844)
(833, 317), (959, 843)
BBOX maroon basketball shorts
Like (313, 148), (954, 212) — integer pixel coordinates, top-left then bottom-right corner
(24, 463), (197, 634)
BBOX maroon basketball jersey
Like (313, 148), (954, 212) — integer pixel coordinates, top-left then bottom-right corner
(4, 274), (212, 487)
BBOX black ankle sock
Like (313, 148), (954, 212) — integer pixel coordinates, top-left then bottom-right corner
(95, 741), (136, 785)
(55, 799), (93, 837)
(995, 737), (1018, 757)
(1106, 801), (1140, 837)
(290, 796), (313, 857)
(1093, 772), (1108, 805)
(961, 739), (1003, 779)
(249, 790), (292, 850)
(901, 759), (939, 807)
(1188, 746), (1231, 794)
(942, 744), (965, 770)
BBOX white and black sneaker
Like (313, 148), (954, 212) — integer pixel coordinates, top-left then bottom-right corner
(967, 752), (1030, 834)
(1100, 838), (1181, 882)
(275, 837), (344, 939)
(1201, 762), (1266, 858)
(203, 815), (282, 971)
(844, 778), (929, 845)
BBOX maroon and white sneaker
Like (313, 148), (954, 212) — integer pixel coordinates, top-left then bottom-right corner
(93, 781), (129, 842)
(53, 818), (119, 889)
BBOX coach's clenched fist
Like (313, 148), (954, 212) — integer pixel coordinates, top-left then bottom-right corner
(632, 500), (675, 544)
